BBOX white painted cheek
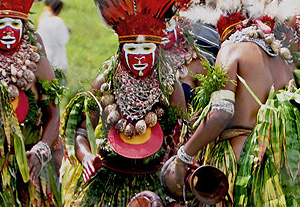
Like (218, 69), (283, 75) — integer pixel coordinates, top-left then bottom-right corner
(124, 51), (133, 71)
(151, 50), (156, 67)
(18, 27), (23, 42)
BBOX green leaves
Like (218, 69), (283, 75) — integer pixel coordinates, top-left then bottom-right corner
(37, 77), (67, 106)
(0, 83), (29, 183)
(193, 61), (236, 114)
(13, 129), (29, 183)
(234, 83), (300, 206)
(84, 98), (97, 155)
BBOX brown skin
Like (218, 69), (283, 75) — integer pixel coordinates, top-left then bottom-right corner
(26, 35), (60, 181)
(75, 61), (187, 183)
(178, 57), (207, 90)
(174, 36), (296, 188)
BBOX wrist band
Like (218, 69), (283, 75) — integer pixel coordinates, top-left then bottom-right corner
(31, 141), (52, 170)
(76, 128), (88, 138)
(177, 146), (194, 164)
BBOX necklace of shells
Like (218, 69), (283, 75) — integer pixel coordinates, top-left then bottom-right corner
(229, 25), (292, 61)
(101, 65), (174, 138)
(0, 40), (40, 100)
(164, 36), (197, 79)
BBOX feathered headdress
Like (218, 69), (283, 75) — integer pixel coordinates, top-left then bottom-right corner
(180, 4), (222, 25)
(94, 0), (176, 44)
(0, 0), (34, 20)
(175, 0), (193, 10)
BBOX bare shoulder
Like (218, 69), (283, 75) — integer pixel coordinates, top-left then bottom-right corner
(35, 55), (55, 80)
(217, 41), (263, 67)
(34, 33), (55, 80)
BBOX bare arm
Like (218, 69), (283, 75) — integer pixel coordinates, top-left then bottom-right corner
(74, 74), (104, 182)
(75, 72), (104, 160)
(184, 44), (238, 156)
(170, 79), (187, 111)
(27, 43), (60, 180)
(174, 44), (238, 186)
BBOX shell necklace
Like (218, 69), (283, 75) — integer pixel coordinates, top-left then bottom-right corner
(0, 40), (40, 100)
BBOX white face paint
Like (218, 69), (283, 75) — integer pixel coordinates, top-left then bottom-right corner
(161, 18), (177, 47)
(123, 43), (157, 76)
(0, 18), (23, 50)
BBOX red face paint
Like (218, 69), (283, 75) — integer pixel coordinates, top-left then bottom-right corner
(122, 43), (158, 77)
(0, 18), (23, 51)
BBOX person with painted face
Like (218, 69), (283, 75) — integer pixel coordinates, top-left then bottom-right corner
(162, 16), (207, 106)
(161, 2), (221, 106)
(59, 0), (188, 206)
(0, 0), (64, 206)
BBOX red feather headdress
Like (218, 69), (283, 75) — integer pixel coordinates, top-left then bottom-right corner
(217, 12), (245, 42)
(0, 0), (34, 20)
(175, 0), (193, 10)
(94, 0), (176, 44)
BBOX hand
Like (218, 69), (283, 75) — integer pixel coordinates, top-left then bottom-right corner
(26, 150), (42, 181)
(82, 154), (102, 183)
(174, 156), (188, 190)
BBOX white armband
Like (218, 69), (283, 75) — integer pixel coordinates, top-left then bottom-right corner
(177, 145), (194, 164)
(210, 90), (235, 117)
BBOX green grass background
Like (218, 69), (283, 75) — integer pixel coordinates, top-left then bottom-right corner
(29, 0), (119, 110)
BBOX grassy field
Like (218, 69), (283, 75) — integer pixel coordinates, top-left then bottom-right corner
(29, 0), (119, 109)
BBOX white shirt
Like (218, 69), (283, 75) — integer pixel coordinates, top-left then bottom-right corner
(37, 13), (69, 73)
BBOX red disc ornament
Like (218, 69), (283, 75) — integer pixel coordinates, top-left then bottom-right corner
(13, 89), (29, 123)
(108, 123), (164, 159)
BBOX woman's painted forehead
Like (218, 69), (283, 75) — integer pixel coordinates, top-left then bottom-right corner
(123, 43), (156, 49)
(0, 17), (22, 24)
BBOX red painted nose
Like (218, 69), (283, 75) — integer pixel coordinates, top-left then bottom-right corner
(3, 26), (14, 35)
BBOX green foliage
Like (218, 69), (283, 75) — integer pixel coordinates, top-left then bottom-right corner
(192, 61), (236, 113)
(294, 68), (300, 88)
(0, 83), (29, 183)
(37, 78), (67, 106)
(234, 86), (300, 206)
(29, 0), (119, 111)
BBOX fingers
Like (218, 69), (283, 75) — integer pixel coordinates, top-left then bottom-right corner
(174, 160), (188, 187)
(83, 171), (87, 183)
(82, 155), (99, 182)
(27, 151), (42, 181)
(82, 165), (93, 183)
(83, 159), (94, 176)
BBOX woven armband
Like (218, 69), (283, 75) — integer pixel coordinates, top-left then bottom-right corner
(177, 146), (194, 164)
(76, 128), (88, 138)
(210, 90), (235, 117)
(31, 141), (52, 169)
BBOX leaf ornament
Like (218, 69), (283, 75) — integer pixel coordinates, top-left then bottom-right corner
(0, 82), (29, 182)
(61, 91), (102, 161)
(235, 80), (300, 206)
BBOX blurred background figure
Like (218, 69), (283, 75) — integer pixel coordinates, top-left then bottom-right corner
(37, 0), (69, 75)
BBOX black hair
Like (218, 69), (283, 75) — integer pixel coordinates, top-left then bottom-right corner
(164, 4), (177, 22)
(45, 0), (64, 15)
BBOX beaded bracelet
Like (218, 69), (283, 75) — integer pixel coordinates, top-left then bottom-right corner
(31, 141), (52, 169)
(177, 145), (194, 164)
